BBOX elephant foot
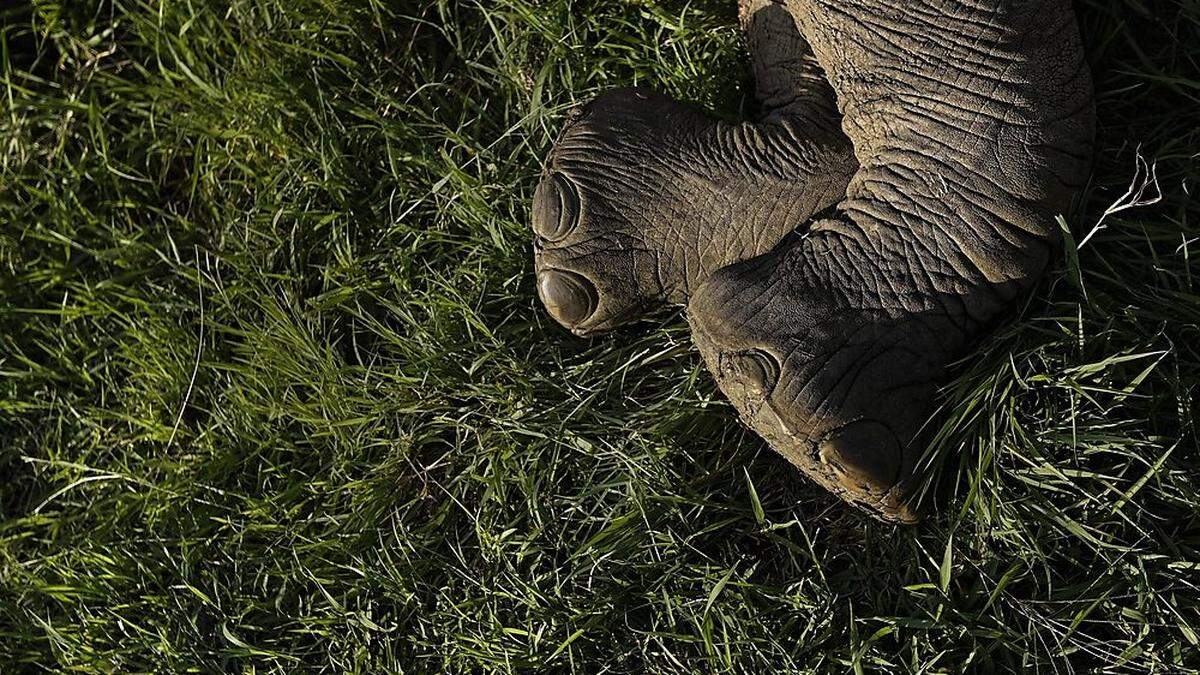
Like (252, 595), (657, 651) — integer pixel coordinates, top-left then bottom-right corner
(531, 88), (712, 336)
(686, 231), (953, 522)
(530, 0), (855, 337)
(532, 84), (854, 336)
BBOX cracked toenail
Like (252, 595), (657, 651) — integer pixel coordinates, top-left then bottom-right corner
(818, 420), (902, 494)
(538, 269), (596, 328)
(724, 349), (778, 395)
(532, 173), (580, 242)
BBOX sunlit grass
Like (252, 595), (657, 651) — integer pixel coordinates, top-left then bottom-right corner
(1, 0), (1198, 671)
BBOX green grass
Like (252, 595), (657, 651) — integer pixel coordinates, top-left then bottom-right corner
(1, 0), (1198, 671)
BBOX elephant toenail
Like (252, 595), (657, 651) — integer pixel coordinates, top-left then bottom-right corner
(818, 420), (902, 495)
(532, 172), (580, 242)
(538, 269), (597, 328)
(562, 104), (587, 127)
(724, 349), (779, 395)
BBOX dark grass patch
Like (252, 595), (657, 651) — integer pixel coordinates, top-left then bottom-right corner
(1, 0), (1198, 671)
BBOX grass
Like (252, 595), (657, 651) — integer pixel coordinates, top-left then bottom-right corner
(0, 0), (1198, 671)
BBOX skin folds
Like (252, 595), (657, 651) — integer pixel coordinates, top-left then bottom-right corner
(533, 1), (857, 335)
(530, 0), (1095, 522)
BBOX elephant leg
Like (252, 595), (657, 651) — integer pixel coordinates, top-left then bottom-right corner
(740, 0), (835, 123)
(689, 0), (1094, 522)
(531, 2), (855, 336)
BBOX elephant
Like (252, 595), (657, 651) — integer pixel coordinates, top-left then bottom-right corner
(530, 0), (1095, 523)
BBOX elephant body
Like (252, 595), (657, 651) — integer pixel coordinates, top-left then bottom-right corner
(531, 0), (1095, 522)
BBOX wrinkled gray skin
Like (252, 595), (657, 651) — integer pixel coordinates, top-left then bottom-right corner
(531, 0), (1094, 522)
